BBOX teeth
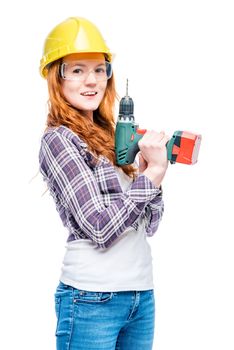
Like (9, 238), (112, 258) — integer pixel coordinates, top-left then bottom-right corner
(82, 92), (97, 96)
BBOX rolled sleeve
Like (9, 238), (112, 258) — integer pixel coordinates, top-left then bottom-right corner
(144, 194), (164, 237)
(39, 130), (160, 248)
(135, 177), (164, 237)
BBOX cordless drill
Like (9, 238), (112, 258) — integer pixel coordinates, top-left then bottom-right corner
(115, 80), (202, 165)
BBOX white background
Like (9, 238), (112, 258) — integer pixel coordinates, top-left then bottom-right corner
(1, 0), (234, 349)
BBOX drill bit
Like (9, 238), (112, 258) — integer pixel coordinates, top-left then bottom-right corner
(126, 78), (128, 97)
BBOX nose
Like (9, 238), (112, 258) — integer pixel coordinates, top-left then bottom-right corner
(84, 70), (97, 84)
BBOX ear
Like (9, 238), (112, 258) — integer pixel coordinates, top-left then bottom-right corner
(106, 62), (112, 79)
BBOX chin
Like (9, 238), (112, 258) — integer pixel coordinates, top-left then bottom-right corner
(82, 104), (100, 111)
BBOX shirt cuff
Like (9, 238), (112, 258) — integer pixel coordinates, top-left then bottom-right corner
(126, 174), (162, 203)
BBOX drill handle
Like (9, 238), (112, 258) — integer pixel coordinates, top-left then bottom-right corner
(136, 129), (201, 165)
(115, 122), (143, 165)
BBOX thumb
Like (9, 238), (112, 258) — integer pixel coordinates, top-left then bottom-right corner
(138, 152), (147, 171)
(139, 152), (146, 163)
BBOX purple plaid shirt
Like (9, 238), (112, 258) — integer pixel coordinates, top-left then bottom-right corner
(39, 126), (164, 249)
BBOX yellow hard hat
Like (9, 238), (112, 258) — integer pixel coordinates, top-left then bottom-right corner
(40, 17), (112, 78)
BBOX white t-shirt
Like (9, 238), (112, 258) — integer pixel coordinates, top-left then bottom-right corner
(59, 166), (154, 292)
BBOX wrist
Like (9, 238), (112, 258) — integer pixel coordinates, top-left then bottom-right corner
(143, 166), (166, 188)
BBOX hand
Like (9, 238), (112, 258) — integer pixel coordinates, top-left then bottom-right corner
(138, 130), (170, 187)
(138, 130), (170, 168)
(138, 152), (148, 173)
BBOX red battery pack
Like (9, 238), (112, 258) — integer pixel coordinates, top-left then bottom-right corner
(169, 131), (202, 165)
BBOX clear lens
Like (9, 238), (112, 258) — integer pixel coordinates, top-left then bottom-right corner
(60, 61), (112, 82)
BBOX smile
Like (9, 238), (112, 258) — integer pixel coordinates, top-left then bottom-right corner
(80, 91), (97, 96)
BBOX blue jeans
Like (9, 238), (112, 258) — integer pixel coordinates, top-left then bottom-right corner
(54, 281), (155, 350)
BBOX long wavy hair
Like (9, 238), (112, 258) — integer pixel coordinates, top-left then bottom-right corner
(46, 60), (138, 179)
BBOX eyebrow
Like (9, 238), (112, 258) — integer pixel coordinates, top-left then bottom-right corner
(65, 62), (106, 67)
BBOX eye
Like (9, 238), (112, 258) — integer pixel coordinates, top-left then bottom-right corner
(95, 67), (106, 74)
(73, 68), (83, 74)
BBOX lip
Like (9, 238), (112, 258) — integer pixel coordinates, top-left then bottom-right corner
(80, 91), (98, 96)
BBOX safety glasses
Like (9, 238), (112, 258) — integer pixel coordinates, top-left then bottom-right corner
(60, 61), (112, 82)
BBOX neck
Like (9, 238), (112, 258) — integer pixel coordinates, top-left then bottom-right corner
(83, 110), (93, 122)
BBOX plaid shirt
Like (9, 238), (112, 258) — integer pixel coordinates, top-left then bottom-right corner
(39, 126), (164, 249)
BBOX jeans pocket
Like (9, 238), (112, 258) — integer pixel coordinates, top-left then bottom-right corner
(74, 291), (114, 304)
(54, 291), (73, 337)
(54, 296), (63, 336)
(55, 296), (61, 319)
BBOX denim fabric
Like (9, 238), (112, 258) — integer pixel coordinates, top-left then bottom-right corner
(54, 281), (155, 350)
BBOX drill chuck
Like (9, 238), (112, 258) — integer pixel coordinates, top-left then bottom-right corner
(119, 96), (134, 119)
(118, 79), (134, 121)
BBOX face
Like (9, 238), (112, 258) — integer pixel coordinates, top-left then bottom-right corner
(61, 53), (108, 120)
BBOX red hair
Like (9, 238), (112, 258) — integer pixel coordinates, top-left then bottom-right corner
(46, 60), (138, 178)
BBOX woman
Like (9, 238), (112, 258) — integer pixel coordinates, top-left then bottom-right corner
(39, 17), (169, 350)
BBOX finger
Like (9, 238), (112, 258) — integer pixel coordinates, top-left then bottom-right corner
(159, 131), (166, 141)
(139, 152), (146, 162)
(148, 131), (165, 143)
(139, 152), (147, 165)
(145, 131), (163, 142)
(159, 134), (170, 146)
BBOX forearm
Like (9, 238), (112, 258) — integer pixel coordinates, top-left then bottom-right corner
(143, 166), (166, 188)
(144, 195), (164, 237)
(65, 173), (161, 249)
